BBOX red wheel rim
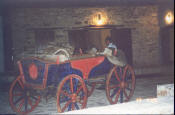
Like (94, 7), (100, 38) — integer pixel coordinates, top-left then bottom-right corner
(87, 82), (96, 97)
(57, 74), (87, 113)
(122, 65), (135, 102)
(9, 76), (41, 114)
(106, 65), (135, 104)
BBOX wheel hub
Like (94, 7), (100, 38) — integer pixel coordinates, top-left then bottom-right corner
(120, 81), (127, 88)
(71, 93), (77, 103)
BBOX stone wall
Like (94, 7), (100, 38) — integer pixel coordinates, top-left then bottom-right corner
(0, 17), (4, 73)
(7, 5), (161, 69)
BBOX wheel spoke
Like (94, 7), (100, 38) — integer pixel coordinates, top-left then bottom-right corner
(14, 96), (24, 105)
(123, 89), (129, 100)
(68, 102), (72, 111)
(127, 74), (132, 78)
(61, 97), (70, 103)
(74, 79), (79, 92)
(77, 97), (84, 105)
(126, 87), (132, 91)
(18, 99), (24, 112)
(13, 92), (23, 97)
(120, 90), (123, 103)
(76, 85), (83, 94)
(14, 83), (24, 93)
(74, 103), (80, 110)
(28, 97), (33, 107)
(110, 87), (119, 98)
(71, 103), (75, 110)
(114, 70), (121, 82)
(61, 90), (71, 98)
(25, 96), (28, 111)
(65, 82), (71, 94)
(109, 84), (120, 89)
(125, 74), (132, 81)
(31, 96), (38, 100)
(125, 80), (132, 83)
(18, 79), (24, 89)
(70, 77), (74, 93)
(114, 89), (121, 103)
(62, 100), (72, 112)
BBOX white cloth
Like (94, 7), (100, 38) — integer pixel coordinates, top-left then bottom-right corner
(100, 48), (113, 56)
(106, 49), (127, 67)
(107, 56), (127, 67)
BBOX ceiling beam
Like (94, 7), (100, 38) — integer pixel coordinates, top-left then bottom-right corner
(3, 0), (160, 8)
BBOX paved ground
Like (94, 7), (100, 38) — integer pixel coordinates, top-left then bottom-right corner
(0, 73), (174, 114)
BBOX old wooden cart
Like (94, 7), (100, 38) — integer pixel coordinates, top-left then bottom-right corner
(9, 50), (135, 114)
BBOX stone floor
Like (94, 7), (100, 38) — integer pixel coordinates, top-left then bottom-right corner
(0, 73), (174, 114)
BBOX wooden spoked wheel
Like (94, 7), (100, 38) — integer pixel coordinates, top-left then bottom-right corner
(106, 65), (135, 104)
(9, 76), (41, 114)
(57, 74), (87, 113)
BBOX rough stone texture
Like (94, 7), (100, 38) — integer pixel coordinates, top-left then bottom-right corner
(6, 5), (162, 72)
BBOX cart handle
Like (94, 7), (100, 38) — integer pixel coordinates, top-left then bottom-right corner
(52, 49), (70, 64)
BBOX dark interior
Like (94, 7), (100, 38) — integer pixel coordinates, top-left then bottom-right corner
(161, 25), (174, 65)
(68, 27), (133, 65)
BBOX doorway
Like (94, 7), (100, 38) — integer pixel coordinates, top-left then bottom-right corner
(111, 28), (133, 65)
(161, 25), (174, 65)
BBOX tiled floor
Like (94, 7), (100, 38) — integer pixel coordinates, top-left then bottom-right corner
(0, 73), (174, 114)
